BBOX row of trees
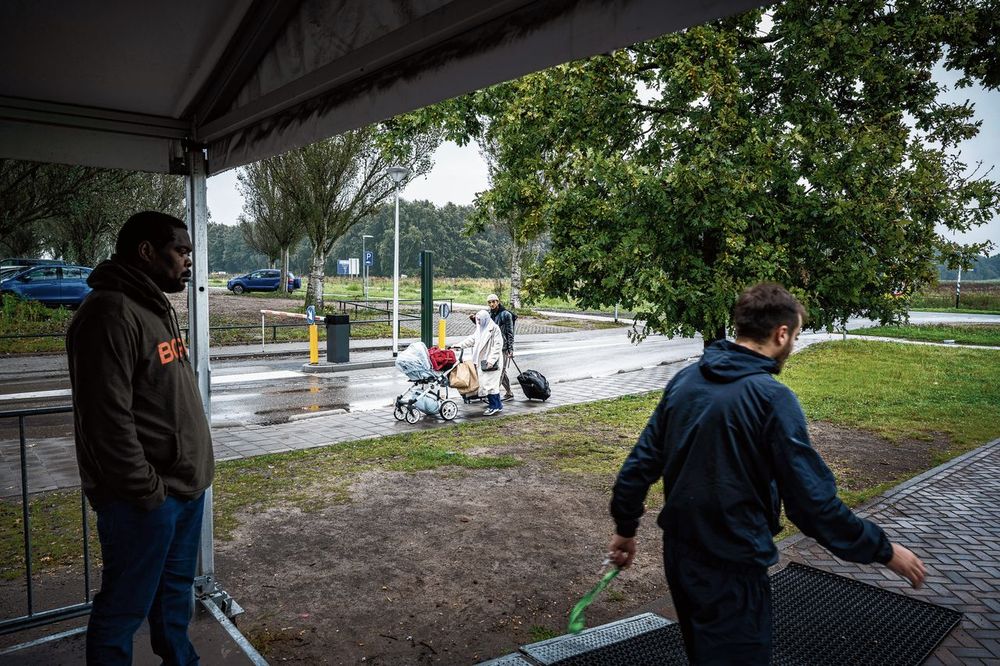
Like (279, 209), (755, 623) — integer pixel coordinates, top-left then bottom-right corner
(236, 125), (440, 309)
(0, 160), (184, 265)
(207, 199), (512, 279)
(411, 0), (999, 342)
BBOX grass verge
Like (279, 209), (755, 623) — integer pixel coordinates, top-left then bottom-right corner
(849, 323), (1000, 346)
(3, 339), (997, 581)
(782, 340), (1000, 452)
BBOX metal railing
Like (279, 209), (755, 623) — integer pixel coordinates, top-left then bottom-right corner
(0, 305), (439, 347)
(0, 405), (93, 636)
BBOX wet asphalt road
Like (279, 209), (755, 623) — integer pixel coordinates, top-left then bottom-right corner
(2, 311), (998, 442)
(0, 328), (699, 440)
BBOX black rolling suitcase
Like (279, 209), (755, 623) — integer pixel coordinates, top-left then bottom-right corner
(511, 358), (550, 401)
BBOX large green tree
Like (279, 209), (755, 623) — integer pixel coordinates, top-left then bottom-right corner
(262, 126), (437, 309)
(438, 0), (1000, 342)
(46, 172), (184, 266)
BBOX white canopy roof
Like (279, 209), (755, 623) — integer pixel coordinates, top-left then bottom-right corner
(0, 0), (763, 175)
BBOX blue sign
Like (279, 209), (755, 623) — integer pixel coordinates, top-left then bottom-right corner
(305, 305), (316, 325)
(365, 250), (374, 267)
(336, 259), (350, 275)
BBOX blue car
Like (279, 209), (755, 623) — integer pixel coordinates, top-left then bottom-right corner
(226, 269), (301, 294)
(0, 264), (93, 307)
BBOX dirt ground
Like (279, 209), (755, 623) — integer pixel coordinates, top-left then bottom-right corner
(0, 422), (951, 662)
(210, 421), (951, 665)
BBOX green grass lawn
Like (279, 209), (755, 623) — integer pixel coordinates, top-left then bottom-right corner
(782, 340), (1000, 451)
(849, 323), (1000, 347)
(4, 339), (998, 581)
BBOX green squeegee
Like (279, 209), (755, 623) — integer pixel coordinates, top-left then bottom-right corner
(567, 566), (621, 634)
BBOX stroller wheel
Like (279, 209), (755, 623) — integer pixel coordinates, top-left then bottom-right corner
(393, 406), (406, 421)
(439, 400), (458, 421)
(405, 408), (420, 424)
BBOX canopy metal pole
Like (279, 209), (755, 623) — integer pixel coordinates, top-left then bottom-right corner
(185, 147), (216, 587)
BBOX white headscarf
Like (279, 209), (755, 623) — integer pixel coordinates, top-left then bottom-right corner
(472, 309), (497, 362)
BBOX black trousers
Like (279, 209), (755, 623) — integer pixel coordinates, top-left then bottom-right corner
(663, 546), (772, 665)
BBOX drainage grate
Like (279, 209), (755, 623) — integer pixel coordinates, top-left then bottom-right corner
(770, 562), (963, 666)
(521, 614), (681, 665)
(480, 563), (962, 665)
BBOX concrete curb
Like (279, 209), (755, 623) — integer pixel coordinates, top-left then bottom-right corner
(301, 359), (396, 373)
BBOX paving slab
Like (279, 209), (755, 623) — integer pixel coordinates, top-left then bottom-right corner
(779, 439), (1000, 663)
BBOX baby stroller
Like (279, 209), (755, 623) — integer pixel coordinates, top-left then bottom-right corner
(393, 342), (461, 423)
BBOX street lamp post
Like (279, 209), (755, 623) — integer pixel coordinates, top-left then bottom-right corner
(386, 166), (411, 356)
(362, 234), (374, 302)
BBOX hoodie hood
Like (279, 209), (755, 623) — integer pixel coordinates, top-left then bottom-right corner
(699, 339), (778, 383)
(87, 257), (170, 315)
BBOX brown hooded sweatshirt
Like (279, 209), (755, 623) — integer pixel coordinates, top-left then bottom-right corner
(67, 258), (214, 511)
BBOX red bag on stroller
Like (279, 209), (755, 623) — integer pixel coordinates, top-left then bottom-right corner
(428, 347), (457, 371)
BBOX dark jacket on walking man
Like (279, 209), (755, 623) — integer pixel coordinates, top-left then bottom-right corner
(607, 283), (926, 665)
(68, 211), (214, 665)
(487, 293), (515, 400)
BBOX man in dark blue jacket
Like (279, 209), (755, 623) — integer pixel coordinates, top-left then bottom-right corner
(608, 283), (926, 665)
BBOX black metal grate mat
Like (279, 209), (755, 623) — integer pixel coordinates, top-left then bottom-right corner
(530, 563), (961, 666)
(769, 562), (962, 666)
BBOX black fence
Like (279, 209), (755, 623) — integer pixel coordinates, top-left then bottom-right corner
(0, 299), (453, 347)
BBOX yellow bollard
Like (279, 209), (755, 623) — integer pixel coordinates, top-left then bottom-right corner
(309, 323), (319, 364)
(438, 318), (446, 349)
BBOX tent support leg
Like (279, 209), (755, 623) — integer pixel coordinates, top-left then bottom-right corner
(184, 149), (237, 617)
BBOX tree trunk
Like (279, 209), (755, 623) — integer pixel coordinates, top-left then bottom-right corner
(307, 247), (326, 310)
(701, 230), (725, 348)
(702, 325), (727, 348)
(280, 247), (290, 295)
(509, 239), (523, 309)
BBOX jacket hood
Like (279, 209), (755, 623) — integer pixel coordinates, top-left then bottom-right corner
(87, 257), (170, 315)
(699, 339), (778, 383)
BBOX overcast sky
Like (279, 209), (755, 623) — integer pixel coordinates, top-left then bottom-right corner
(207, 73), (998, 251)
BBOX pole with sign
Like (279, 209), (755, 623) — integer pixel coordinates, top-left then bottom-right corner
(438, 302), (450, 349)
(306, 305), (318, 364)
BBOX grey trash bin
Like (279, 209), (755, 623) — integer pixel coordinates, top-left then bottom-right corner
(325, 314), (350, 363)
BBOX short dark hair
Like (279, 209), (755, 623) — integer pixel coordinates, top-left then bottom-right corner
(732, 283), (806, 342)
(115, 211), (187, 258)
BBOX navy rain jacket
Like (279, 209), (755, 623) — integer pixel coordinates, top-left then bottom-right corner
(611, 340), (893, 569)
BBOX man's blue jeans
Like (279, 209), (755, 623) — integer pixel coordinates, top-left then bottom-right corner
(87, 493), (205, 665)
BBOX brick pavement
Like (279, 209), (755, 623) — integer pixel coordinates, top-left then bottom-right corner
(779, 439), (1000, 664)
(0, 359), (689, 495)
(210, 361), (684, 461)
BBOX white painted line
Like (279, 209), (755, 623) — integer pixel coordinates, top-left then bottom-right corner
(1, 370), (304, 402)
(0, 389), (72, 402)
(514, 340), (636, 357)
(210, 393), (261, 403)
(211, 370), (305, 385)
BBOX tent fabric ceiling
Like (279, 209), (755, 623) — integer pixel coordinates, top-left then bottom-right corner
(0, 0), (764, 176)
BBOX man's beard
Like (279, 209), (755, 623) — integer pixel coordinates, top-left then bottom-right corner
(774, 338), (795, 373)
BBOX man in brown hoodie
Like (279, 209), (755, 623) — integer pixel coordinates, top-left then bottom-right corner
(67, 211), (214, 665)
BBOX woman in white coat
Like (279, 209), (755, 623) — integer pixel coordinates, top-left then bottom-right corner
(457, 310), (505, 415)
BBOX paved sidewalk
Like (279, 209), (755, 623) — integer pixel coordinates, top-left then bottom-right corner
(211, 360), (685, 461)
(778, 439), (1000, 664)
(0, 357), (693, 496)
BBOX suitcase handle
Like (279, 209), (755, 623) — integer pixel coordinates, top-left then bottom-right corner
(510, 356), (522, 375)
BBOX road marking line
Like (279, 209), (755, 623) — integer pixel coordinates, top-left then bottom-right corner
(211, 370), (305, 385)
(2, 370), (307, 401)
(0, 389), (71, 401)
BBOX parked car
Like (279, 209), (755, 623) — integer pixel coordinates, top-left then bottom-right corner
(226, 269), (301, 294)
(0, 257), (66, 268)
(0, 264), (93, 307)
